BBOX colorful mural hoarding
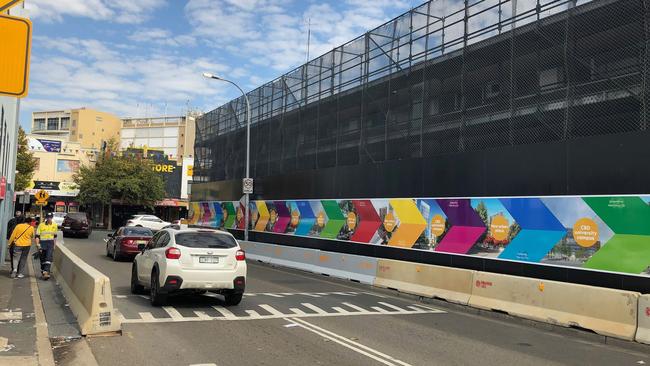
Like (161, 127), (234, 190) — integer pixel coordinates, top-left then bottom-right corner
(189, 195), (650, 277)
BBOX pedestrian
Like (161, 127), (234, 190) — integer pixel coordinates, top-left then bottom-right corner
(8, 217), (36, 279)
(36, 213), (58, 280)
(6, 210), (22, 272)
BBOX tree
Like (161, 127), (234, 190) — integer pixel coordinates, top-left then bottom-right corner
(475, 201), (488, 226)
(74, 140), (165, 229)
(15, 127), (37, 191)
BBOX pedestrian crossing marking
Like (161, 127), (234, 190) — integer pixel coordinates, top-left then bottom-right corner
(301, 303), (328, 315)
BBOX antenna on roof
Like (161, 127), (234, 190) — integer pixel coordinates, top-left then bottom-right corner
(306, 17), (311, 62)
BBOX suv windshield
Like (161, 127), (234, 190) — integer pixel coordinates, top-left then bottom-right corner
(67, 213), (87, 221)
(174, 232), (237, 249)
(123, 227), (153, 236)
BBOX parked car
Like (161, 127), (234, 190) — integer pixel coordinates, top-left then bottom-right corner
(126, 215), (170, 232)
(61, 212), (92, 238)
(52, 212), (66, 226)
(131, 228), (247, 306)
(106, 226), (154, 261)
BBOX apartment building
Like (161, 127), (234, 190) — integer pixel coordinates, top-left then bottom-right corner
(32, 107), (121, 149)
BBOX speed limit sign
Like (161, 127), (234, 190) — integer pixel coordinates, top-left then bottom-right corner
(242, 178), (253, 194)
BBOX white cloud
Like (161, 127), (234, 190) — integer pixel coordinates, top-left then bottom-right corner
(25, 0), (166, 24)
(23, 36), (233, 121)
(129, 28), (196, 47)
(184, 0), (410, 73)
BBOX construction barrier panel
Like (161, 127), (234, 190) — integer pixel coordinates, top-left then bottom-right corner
(469, 271), (639, 340)
(374, 259), (475, 305)
(636, 294), (650, 344)
(52, 243), (121, 336)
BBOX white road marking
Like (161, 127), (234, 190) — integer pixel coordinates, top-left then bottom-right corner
(138, 295), (150, 300)
(378, 302), (408, 313)
(114, 295), (127, 299)
(258, 304), (284, 316)
(332, 292), (356, 296)
(212, 306), (237, 320)
(163, 307), (185, 321)
(290, 308), (307, 315)
(261, 293), (284, 298)
(371, 306), (391, 314)
(194, 311), (213, 320)
(299, 293), (322, 298)
(0, 337), (8, 348)
(286, 317), (412, 366)
(0, 312), (22, 321)
(342, 302), (367, 312)
(245, 310), (262, 319)
(189, 364), (217, 366)
(332, 307), (351, 314)
(301, 303), (328, 315)
(139, 312), (156, 321)
(408, 304), (445, 313)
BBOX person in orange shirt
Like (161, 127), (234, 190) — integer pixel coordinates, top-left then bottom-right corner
(8, 217), (36, 279)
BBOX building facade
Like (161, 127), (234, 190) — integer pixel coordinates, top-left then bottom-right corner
(0, 97), (20, 263)
(32, 107), (121, 149)
(119, 115), (196, 162)
(192, 0), (650, 280)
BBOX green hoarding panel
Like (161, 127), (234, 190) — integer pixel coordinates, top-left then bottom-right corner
(320, 200), (345, 239)
(223, 202), (236, 229)
(584, 234), (650, 274)
(583, 196), (650, 235)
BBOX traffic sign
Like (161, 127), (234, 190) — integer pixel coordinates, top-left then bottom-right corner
(35, 189), (49, 202)
(34, 200), (47, 206)
(243, 178), (253, 194)
(0, 0), (22, 11)
(0, 14), (31, 98)
(18, 191), (30, 204)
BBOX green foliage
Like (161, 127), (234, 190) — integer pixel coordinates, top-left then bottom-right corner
(475, 201), (488, 226)
(74, 149), (165, 208)
(15, 127), (37, 191)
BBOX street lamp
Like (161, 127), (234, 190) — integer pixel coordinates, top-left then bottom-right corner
(203, 72), (252, 242)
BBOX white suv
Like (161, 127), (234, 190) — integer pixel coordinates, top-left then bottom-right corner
(126, 215), (170, 231)
(131, 228), (247, 306)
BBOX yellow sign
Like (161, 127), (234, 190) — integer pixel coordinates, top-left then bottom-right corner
(573, 217), (599, 248)
(34, 200), (47, 206)
(35, 189), (49, 202)
(490, 215), (510, 241)
(153, 164), (175, 173)
(187, 166), (193, 176)
(430, 214), (446, 237)
(0, 1), (21, 11)
(347, 212), (357, 230)
(384, 212), (396, 233)
(0, 15), (31, 98)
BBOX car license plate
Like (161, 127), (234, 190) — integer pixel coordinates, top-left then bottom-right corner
(136, 240), (148, 244)
(63, 226), (71, 229)
(199, 256), (219, 264)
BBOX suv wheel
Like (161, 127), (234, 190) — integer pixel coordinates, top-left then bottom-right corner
(150, 270), (167, 306)
(224, 292), (243, 306)
(130, 263), (145, 294)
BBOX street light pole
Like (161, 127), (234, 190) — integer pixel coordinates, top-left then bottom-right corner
(203, 73), (251, 242)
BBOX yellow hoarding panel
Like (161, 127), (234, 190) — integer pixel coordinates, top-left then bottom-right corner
(0, 14), (31, 98)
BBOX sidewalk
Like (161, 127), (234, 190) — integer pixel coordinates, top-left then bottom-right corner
(0, 255), (54, 366)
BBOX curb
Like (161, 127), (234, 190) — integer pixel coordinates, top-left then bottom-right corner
(27, 257), (55, 366)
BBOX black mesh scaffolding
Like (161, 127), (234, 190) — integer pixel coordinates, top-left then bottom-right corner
(194, 0), (649, 199)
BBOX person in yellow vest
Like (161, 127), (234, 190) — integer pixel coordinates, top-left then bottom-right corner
(8, 217), (36, 279)
(36, 213), (58, 280)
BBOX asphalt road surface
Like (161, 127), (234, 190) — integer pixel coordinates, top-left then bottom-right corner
(62, 232), (649, 366)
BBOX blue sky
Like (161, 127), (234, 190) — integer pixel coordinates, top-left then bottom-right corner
(17, 0), (416, 130)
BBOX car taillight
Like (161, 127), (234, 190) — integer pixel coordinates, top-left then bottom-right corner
(165, 247), (181, 259)
(235, 250), (246, 261)
(122, 239), (134, 245)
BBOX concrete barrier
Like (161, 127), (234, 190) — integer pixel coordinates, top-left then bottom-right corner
(52, 243), (121, 336)
(373, 259), (475, 305)
(636, 294), (650, 344)
(468, 271), (639, 340)
(312, 252), (378, 285)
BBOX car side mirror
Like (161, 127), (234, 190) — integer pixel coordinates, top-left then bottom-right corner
(138, 244), (146, 252)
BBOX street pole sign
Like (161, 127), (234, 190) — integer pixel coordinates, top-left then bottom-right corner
(35, 189), (49, 204)
(243, 178), (253, 194)
(0, 14), (31, 98)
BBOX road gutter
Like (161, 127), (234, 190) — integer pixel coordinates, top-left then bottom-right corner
(27, 257), (55, 366)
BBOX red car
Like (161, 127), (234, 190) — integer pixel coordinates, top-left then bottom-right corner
(105, 226), (153, 261)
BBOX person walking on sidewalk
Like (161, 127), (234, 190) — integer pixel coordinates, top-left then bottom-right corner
(6, 210), (22, 272)
(8, 217), (36, 279)
(36, 213), (58, 280)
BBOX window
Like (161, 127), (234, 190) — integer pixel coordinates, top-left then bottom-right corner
(60, 117), (70, 129)
(123, 227), (153, 236)
(174, 232), (237, 248)
(72, 119), (77, 127)
(155, 232), (170, 248)
(47, 118), (59, 130)
(34, 118), (46, 130)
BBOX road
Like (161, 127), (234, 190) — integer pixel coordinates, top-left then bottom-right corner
(62, 232), (649, 366)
